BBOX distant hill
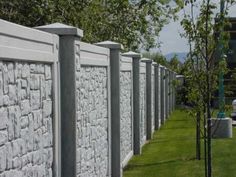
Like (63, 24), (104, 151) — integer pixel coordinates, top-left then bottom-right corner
(165, 52), (188, 63)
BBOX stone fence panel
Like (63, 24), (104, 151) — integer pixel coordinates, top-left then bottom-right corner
(120, 56), (133, 168)
(76, 42), (110, 177)
(139, 62), (146, 147)
(0, 20), (60, 177)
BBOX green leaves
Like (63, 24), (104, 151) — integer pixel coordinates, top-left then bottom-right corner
(0, 0), (181, 51)
(179, 0), (236, 115)
(142, 52), (170, 67)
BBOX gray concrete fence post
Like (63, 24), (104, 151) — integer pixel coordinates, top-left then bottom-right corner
(166, 69), (169, 117)
(96, 41), (123, 177)
(153, 62), (159, 130)
(36, 23), (83, 177)
(141, 58), (152, 140)
(171, 71), (174, 112)
(168, 69), (171, 116)
(165, 67), (168, 120)
(123, 51), (142, 155)
(170, 71), (173, 113)
(160, 65), (165, 125)
(174, 72), (177, 109)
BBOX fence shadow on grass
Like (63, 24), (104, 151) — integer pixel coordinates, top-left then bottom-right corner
(147, 136), (194, 145)
(124, 157), (196, 170)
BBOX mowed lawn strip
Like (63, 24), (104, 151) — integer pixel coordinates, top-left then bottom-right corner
(123, 109), (236, 177)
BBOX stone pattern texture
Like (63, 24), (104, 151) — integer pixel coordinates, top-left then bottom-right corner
(76, 66), (109, 177)
(151, 73), (155, 133)
(120, 71), (132, 163)
(140, 73), (146, 146)
(0, 61), (53, 177)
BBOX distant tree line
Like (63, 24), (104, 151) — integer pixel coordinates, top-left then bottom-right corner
(143, 52), (182, 71)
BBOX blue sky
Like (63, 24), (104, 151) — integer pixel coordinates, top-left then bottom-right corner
(159, 1), (236, 55)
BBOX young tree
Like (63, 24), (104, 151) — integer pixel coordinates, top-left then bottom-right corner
(181, 0), (235, 176)
(169, 54), (182, 73)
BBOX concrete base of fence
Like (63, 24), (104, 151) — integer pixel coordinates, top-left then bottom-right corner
(211, 118), (233, 138)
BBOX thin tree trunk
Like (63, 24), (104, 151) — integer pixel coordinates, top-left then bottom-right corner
(204, 109), (208, 177)
(196, 111), (201, 160)
(207, 80), (212, 177)
(205, 0), (212, 176)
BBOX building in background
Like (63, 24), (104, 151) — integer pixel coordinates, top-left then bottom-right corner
(214, 17), (236, 106)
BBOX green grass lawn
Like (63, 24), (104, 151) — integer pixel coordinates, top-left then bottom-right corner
(123, 109), (236, 177)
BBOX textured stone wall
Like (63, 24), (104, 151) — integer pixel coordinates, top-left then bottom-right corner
(0, 61), (53, 177)
(120, 71), (132, 163)
(151, 74), (155, 133)
(140, 73), (146, 146)
(76, 66), (109, 177)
